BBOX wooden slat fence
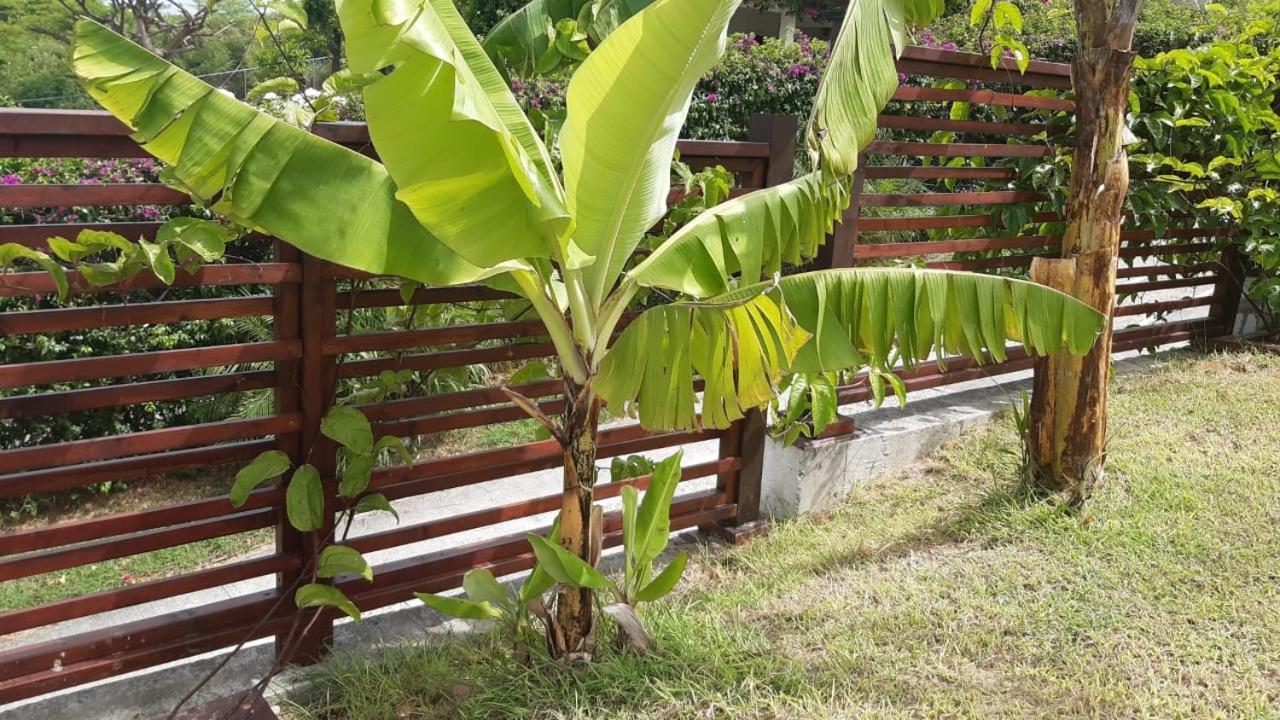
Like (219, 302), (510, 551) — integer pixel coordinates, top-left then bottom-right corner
(0, 109), (791, 705)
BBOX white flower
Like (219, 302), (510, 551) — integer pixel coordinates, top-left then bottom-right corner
(262, 92), (280, 101)
(304, 88), (322, 99)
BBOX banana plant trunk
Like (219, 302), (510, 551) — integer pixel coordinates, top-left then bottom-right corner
(1029, 0), (1140, 504)
(555, 379), (601, 657)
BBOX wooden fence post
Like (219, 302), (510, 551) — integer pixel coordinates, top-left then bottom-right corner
(1204, 244), (1246, 340)
(749, 113), (797, 187)
(816, 159), (865, 270)
(273, 250), (337, 665)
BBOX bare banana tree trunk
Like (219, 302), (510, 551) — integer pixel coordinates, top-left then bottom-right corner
(1029, 0), (1142, 503)
(553, 379), (601, 658)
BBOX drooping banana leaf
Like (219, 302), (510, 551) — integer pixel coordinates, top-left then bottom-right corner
(560, 0), (741, 305)
(70, 19), (499, 286)
(627, 172), (852, 298)
(806, 0), (904, 178)
(776, 268), (1104, 374)
(596, 269), (1106, 430)
(337, 0), (570, 267)
(596, 282), (804, 430)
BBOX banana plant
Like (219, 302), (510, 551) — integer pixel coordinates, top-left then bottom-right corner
(71, 0), (1106, 659)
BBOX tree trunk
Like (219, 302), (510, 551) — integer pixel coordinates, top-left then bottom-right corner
(1028, 0), (1140, 504)
(554, 379), (600, 658)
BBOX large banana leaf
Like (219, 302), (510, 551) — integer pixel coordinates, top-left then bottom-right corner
(806, 0), (903, 178)
(596, 269), (1106, 430)
(70, 19), (497, 286)
(337, 0), (570, 268)
(628, 172), (851, 298)
(560, 0), (740, 305)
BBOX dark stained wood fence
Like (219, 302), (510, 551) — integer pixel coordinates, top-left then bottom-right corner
(0, 109), (790, 705)
(817, 47), (1239, 404)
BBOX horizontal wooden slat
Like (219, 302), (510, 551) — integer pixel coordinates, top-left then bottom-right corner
(896, 59), (1073, 90)
(0, 371), (276, 420)
(891, 85), (1075, 111)
(0, 440), (273, 499)
(0, 414), (299, 474)
(357, 379), (563, 422)
(0, 184), (188, 208)
(0, 221), (165, 248)
(337, 284), (516, 309)
(0, 135), (150, 159)
(867, 141), (1053, 158)
(898, 46), (1072, 78)
(1119, 242), (1214, 258)
(854, 235), (1058, 259)
(860, 190), (1046, 207)
(324, 319), (547, 356)
(0, 109), (130, 136)
(0, 262), (300, 297)
(0, 296), (274, 335)
(0, 340), (301, 388)
(1115, 275), (1218, 294)
(1114, 297), (1214, 317)
(374, 398), (564, 438)
(673, 139), (771, 158)
(0, 508), (276, 582)
(861, 211), (1060, 232)
(0, 554), (296, 637)
(338, 341), (556, 379)
(876, 114), (1045, 136)
(1115, 262), (1217, 279)
(926, 254), (1046, 271)
(863, 166), (1017, 181)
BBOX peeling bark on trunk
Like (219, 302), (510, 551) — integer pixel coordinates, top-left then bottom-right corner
(1028, 0), (1141, 504)
(554, 378), (600, 657)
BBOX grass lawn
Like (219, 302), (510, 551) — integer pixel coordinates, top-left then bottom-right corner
(284, 351), (1280, 719)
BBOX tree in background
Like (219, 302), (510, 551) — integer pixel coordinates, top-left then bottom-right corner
(53, 0), (236, 58)
(1, 0), (254, 107)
